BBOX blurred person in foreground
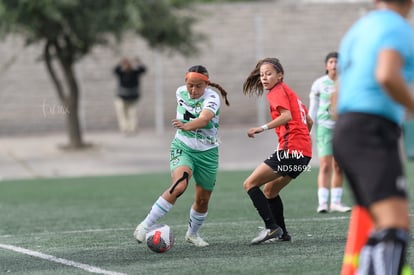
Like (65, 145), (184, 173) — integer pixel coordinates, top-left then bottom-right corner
(333, 0), (414, 273)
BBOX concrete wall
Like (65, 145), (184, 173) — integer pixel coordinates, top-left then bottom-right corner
(0, 0), (376, 136)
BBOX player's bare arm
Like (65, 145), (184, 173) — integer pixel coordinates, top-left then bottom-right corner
(172, 109), (214, 131)
(247, 108), (292, 138)
(376, 49), (414, 113)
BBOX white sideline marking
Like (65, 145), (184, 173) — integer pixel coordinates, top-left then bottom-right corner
(0, 243), (127, 275)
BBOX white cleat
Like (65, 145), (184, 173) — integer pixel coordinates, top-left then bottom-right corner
(250, 227), (283, 245)
(133, 222), (148, 243)
(185, 232), (209, 247)
(330, 203), (352, 213)
(317, 203), (329, 213)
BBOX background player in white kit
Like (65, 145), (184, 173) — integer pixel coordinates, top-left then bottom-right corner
(309, 52), (351, 213)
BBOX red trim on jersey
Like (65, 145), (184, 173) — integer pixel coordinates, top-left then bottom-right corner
(266, 82), (312, 157)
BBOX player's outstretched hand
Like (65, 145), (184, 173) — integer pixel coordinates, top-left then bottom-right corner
(247, 127), (263, 138)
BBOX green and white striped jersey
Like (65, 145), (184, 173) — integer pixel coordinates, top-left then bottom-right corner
(174, 85), (221, 151)
(309, 75), (336, 129)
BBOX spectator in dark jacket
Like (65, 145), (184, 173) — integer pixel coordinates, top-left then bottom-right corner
(113, 57), (146, 135)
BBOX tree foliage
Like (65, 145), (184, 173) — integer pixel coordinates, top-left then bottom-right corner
(0, 0), (203, 148)
(0, 0), (203, 57)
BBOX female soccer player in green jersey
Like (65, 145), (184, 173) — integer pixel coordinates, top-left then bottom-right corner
(134, 65), (229, 247)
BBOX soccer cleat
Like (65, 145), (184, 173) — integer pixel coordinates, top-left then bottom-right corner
(317, 203), (329, 213)
(330, 203), (352, 213)
(264, 233), (292, 243)
(185, 231), (209, 247)
(133, 222), (148, 243)
(278, 233), (292, 242)
(250, 226), (283, 245)
(257, 227), (291, 243)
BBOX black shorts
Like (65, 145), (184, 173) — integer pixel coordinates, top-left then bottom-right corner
(264, 150), (311, 179)
(333, 112), (408, 207)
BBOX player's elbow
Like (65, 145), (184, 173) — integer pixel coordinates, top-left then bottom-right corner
(307, 116), (313, 130)
(283, 112), (292, 124)
(376, 68), (396, 88)
(198, 117), (211, 128)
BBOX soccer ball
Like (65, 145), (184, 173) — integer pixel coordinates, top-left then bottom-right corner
(146, 224), (174, 253)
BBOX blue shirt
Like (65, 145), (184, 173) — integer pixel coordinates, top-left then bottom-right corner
(338, 10), (414, 124)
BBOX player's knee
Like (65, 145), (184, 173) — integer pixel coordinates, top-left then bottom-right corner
(169, 171), (189, 198)
(243, 181), (250, 192)
(263, 187), (274, 198)
(333, 162), (342, 173)
(319, 162), (331, 174)
(243, 179), (255, 191)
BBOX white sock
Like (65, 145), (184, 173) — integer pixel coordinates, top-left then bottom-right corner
(187, 208), (208, 236)
(142, 196), (173, 228)
(318, 187), (329, 206)
(331, 187), (343, 205)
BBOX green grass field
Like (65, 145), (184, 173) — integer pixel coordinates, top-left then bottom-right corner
(1, 163), (413, 275)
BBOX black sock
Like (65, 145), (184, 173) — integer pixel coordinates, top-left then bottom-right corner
(247, 186), (277, 230)
(358, 228), (409, 275)
(267, 195), (287, 235)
